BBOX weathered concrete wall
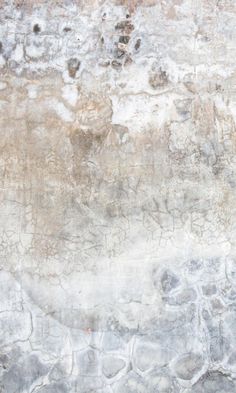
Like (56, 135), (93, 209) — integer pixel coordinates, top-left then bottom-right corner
(0, 0), (236, 391)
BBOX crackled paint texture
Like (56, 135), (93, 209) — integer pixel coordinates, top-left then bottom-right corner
(1, 0), (236, 392)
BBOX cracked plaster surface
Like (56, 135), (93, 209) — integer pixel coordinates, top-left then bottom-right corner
(1, 0), (236, 391)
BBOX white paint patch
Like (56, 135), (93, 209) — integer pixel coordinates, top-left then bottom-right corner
(12, 44), (24, 62)
(27, 85), (38, 99)
(111, 94), (172, 133)
(0, 82), (7, 90)
(48, 98), (75, 123)
(0, 55), (6, 67)
(25, 45), (45, 59)
(62, 84), (78, 107)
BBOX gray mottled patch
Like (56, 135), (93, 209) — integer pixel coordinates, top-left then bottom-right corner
(1, 354), (49, 393)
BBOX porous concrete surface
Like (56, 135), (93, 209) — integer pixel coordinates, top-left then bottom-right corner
(0, 0), (236, 391)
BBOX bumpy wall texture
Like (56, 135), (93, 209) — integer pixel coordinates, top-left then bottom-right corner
(0, 0), (236, 391)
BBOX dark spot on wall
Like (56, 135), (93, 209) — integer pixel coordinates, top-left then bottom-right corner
(0, 354), (9, 370)
(115, 21), (134, 33)
(111, 60), (122, 69)
(63, 27), (71, 33)
(115, 46), (126, 58)
(33, 24), (41, 34)
(135, 38), (141, 50)
(67, 58), (81, 78)
(124, 55), (132, 65)
(160, 269), (180, 293)
(119, 35), (130, 44)
(101, 36), (104, 44)
(115, 22), (125, 29)
(149, 68), (168, 89)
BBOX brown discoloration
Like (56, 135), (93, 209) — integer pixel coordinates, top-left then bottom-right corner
(166, 5), (177, 19)
(115, 0), (157, 12)
(1, 2), (236, 389)
(134, 38), (141, 50)
(111, 60), (122, 69)
(115, 20), (134, 34)
(149, 68), (168, 89)
(33, 24), (41, 34)
(63, 27), (72, 33)
(119, 35), (130, 44)
(67, 58), (81, 78)
(0, 15), (233, 274)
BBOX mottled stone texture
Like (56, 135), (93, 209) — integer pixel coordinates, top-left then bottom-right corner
(0, 0), (236, 391)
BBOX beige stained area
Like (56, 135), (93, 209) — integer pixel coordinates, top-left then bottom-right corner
(0, 0), (236, 392)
